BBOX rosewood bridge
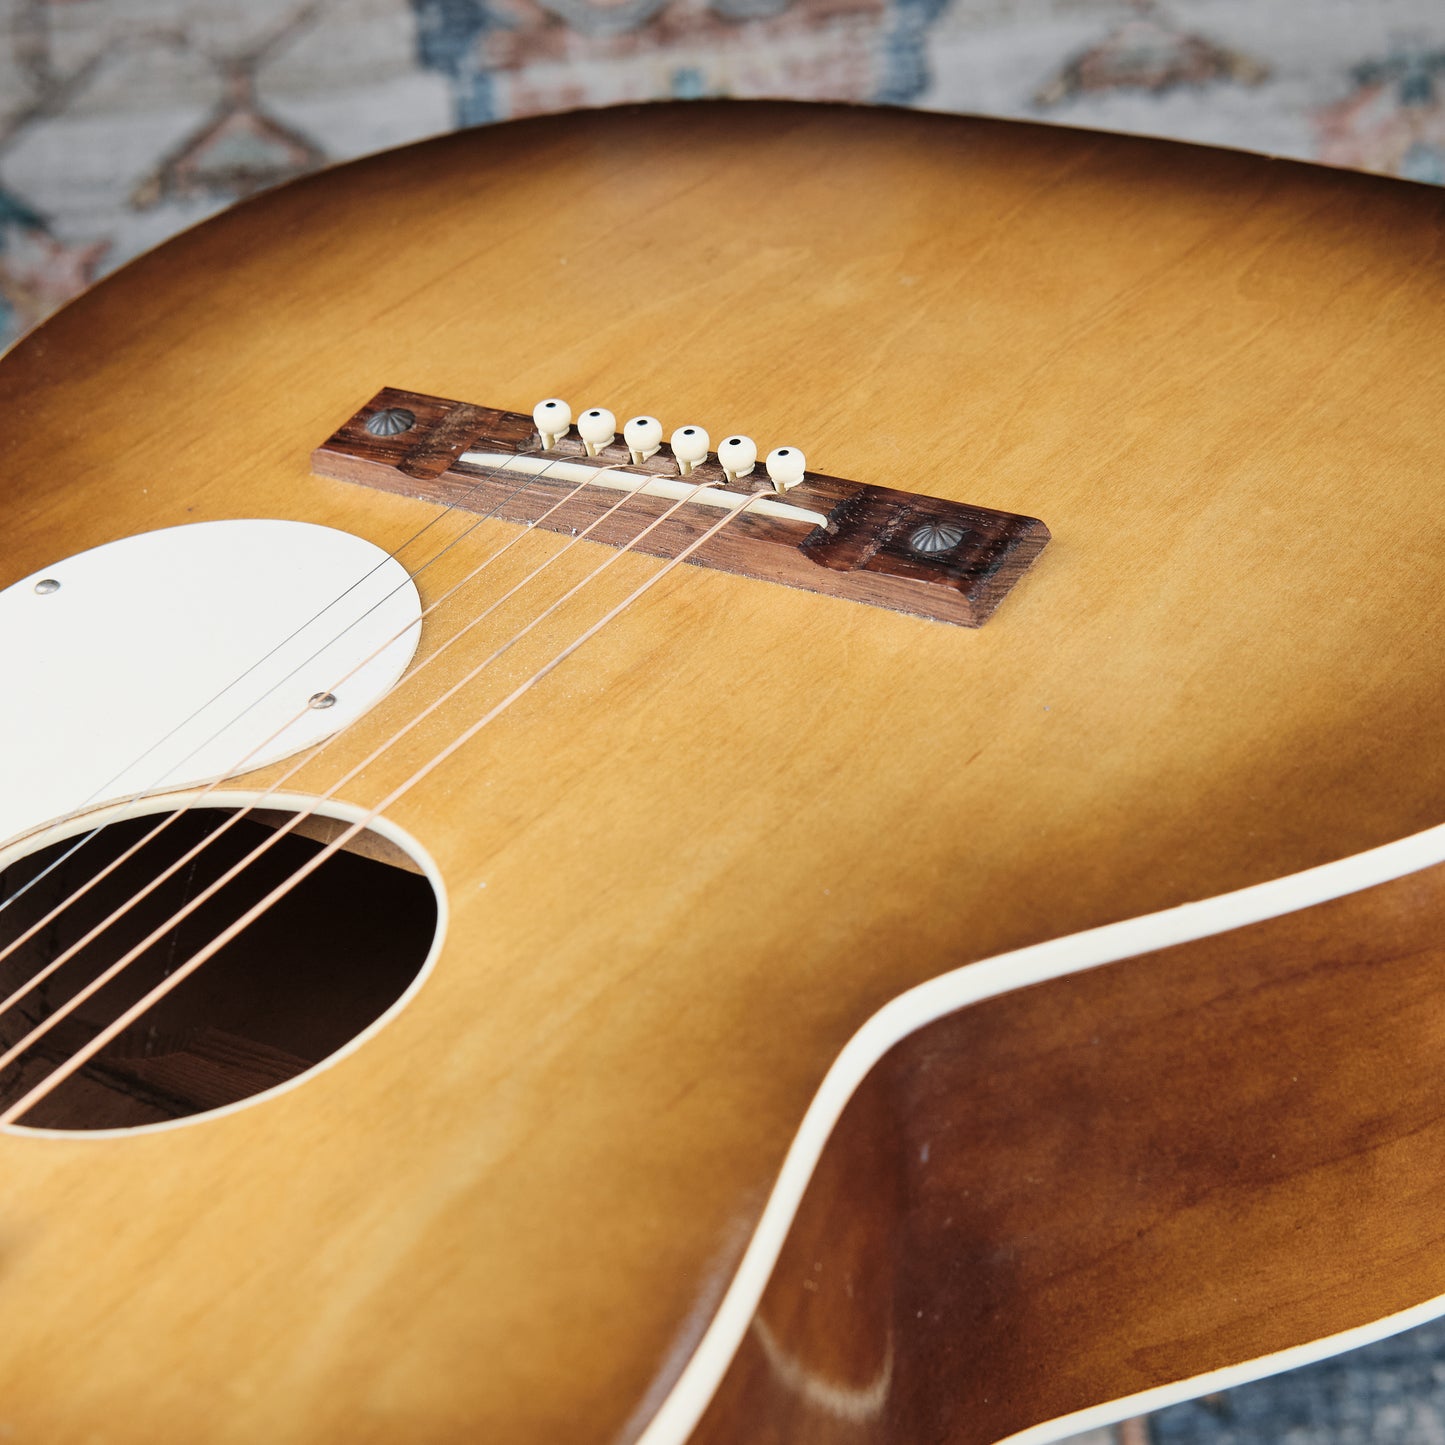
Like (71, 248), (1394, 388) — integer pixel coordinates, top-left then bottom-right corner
(312, 388), (1050, 627)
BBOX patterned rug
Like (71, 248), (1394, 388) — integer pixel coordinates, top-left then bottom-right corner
(1147, 1318), (1445, 1445)
(4, 2), (1445, 1440)
(2, 0), (1443, 351)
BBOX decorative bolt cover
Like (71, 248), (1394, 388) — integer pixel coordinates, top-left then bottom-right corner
(365, 407), (416, 437)
(908, 521), (966, 556)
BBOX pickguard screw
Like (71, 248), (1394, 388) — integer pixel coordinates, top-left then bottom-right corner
(33, 578), (60, 595)
(365, 408), (416, 437)
(309, 692), (337, 710)
(909, 522), (966, 556)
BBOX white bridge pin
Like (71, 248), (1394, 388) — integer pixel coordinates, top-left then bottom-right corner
(623, 415), (663, 465)
(532, 398), (571, 449)
(717, 434), (757, 483)
(577, 407), (616, 457)
(765, 447), (806, 493)
(670, 426), (709, 477)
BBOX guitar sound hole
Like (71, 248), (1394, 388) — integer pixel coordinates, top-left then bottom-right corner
(0, 806), (439, 1133)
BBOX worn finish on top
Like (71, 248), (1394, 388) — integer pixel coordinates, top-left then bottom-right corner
(0, 102), (1443, 1443)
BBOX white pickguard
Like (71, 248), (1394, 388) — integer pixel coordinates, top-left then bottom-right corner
(0, 520), (422, 847)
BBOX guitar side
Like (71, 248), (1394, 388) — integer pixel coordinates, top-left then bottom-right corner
(663, 823), (1445, 1444)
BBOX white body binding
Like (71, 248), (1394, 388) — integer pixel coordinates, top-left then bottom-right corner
(636, 817), (1445, 1445)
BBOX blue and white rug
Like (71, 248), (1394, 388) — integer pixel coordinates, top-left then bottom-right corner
(1, 0), (1443, 350)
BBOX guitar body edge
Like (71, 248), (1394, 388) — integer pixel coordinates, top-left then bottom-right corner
(664, 821), (1445, 1444)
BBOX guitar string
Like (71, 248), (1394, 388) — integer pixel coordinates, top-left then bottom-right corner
(0, 476), (751, 1115)
(0, 447), (552, 920)
(0, 460), (658, 1014)
(0, 451), (626, 976)
(0, 487), (763, 1128)
(0, 456), (650, 1006)
(0, 478), (753, 1103)
(0, 443), (553, 921)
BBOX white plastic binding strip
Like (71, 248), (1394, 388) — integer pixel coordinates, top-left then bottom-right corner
(632, 815), (1445, 1445)
(458, 451), (830, 527)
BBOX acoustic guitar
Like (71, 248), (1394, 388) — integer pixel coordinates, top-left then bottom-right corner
(2, 100), (1444, 1445)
